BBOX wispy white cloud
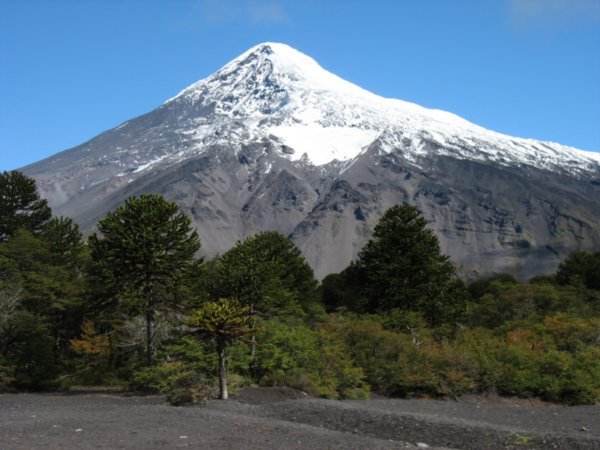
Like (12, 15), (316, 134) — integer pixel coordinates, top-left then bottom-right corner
(509, 0), (600, 28)
(198, 0), (289, 26)
(247, 1), (288, 24)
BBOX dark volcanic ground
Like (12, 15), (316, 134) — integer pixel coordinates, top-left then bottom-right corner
(1, 388), (598, 449)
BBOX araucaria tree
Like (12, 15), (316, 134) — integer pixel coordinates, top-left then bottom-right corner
(185, 298), (256, 400)
(0, 171), (51, 242)
(555, 251), (600, 291)
(88, 194), (200, 366)
(213, 231), (321, 322)
(351, 204), (465, 326)
(40, 216), (84, 266)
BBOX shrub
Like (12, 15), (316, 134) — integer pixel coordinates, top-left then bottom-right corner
(129, 360), (220, 405)
(67, 321), (111, 385)
(129, 361), (192, 393)
(253, 319), (369, 399)
(166, 373), (218, 406)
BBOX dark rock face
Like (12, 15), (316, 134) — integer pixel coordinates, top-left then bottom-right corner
(282, 145), (599, 279)
(21, 44), (600, 280)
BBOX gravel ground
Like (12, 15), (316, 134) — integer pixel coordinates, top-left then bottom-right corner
(0, 388), (598, 449)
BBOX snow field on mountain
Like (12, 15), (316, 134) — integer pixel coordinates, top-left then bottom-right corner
(164, 42), (599, 175)
(264, 125), (379, 165)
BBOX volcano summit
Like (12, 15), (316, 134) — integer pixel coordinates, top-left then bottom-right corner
(23, 43), (600, 279)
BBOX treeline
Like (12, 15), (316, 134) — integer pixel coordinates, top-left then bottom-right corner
(0, 170), (598, 405)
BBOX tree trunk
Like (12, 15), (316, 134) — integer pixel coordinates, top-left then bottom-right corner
(108, 331), (115, 370)
(249, 303), (256, 358)
(217, 336), (228, 400)
(146, 308), (154, 366)
(145, 275), (155, 367)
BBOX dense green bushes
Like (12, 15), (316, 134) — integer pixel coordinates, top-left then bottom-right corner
(311, 310), (599, 404)
(252, 319), (368, 399)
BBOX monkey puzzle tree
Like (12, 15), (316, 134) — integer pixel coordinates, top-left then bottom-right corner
(351, 204), (466, 326)
(556, 251), (600, 291)
(214, 231), (320, 322)
(40, 216), (84, 266)
(185, 298), (256, 400)
(88, 194), (201, 366)
(0, 171), (51, 242)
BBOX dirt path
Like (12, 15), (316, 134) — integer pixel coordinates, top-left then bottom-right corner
(1, 388), (598, 449)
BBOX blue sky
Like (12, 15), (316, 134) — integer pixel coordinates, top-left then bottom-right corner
(1, 0), (599, 171)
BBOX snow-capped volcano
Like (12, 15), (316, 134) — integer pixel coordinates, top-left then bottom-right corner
(23, 43), (600, 279)
(167, 42), (599, 172)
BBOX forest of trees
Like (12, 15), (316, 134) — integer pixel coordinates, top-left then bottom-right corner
(1, 170), (599, 405)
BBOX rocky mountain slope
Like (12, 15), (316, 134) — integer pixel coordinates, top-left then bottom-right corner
(23, 43), (600, 279)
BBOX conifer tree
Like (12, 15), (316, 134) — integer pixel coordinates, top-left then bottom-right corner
(556, 251), (600, 291)
(351, 204), (465, 326)
(185, 298), (256, 400)
(41, 216), (84, 266)
(214, 231), (320, 322)
(88, 194), (201, 366)
(0, 171), (51, 242)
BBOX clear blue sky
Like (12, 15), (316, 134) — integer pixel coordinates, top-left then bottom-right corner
(1, 0), (599, 171)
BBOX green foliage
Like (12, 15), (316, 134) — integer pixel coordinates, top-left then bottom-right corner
(0, 278), (20, 391)
(1, 310), (58, 389)
(68, 321), (111, 385)
(468, 278), (599, 328)
(89, 195), (201, 312)
(0, 182), (596, 408)
(0, 232), (74, 390)
(0, 230), (87, 360)
(507, 432), (533, 446)
(556, 251), (600, 290)
(454, 323), (600, 404)
(40, 216), (84, 266)
(342, 204), (466, 326)
(160, 337), (243, 405)
(120, 334), (218, 403)
(211, 231), (322, 322)
(458, 264), (600, 405)
(88, 194), (201, 366)
(186, 299), (256, 341)
(185, 298), (256, 399)
(377, 309), (429, 333)
(0, 357), (13, 392)
(542, 313), (600, 352)
(129, 361), (191, 393)
(315, 318), (371, 399)
(310, 304), (600, 405)
(468, 273), (518, 299)
(323, 314), (473, 398)
(321, 272), (360, 312)
(253, 318), (369, 399)
(129, 360), (219, 405)
(162, 337), (217, 373)
(0, 170), (51, 242)
(253, 320), (321, 388)
(469, 282), (554, 327)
